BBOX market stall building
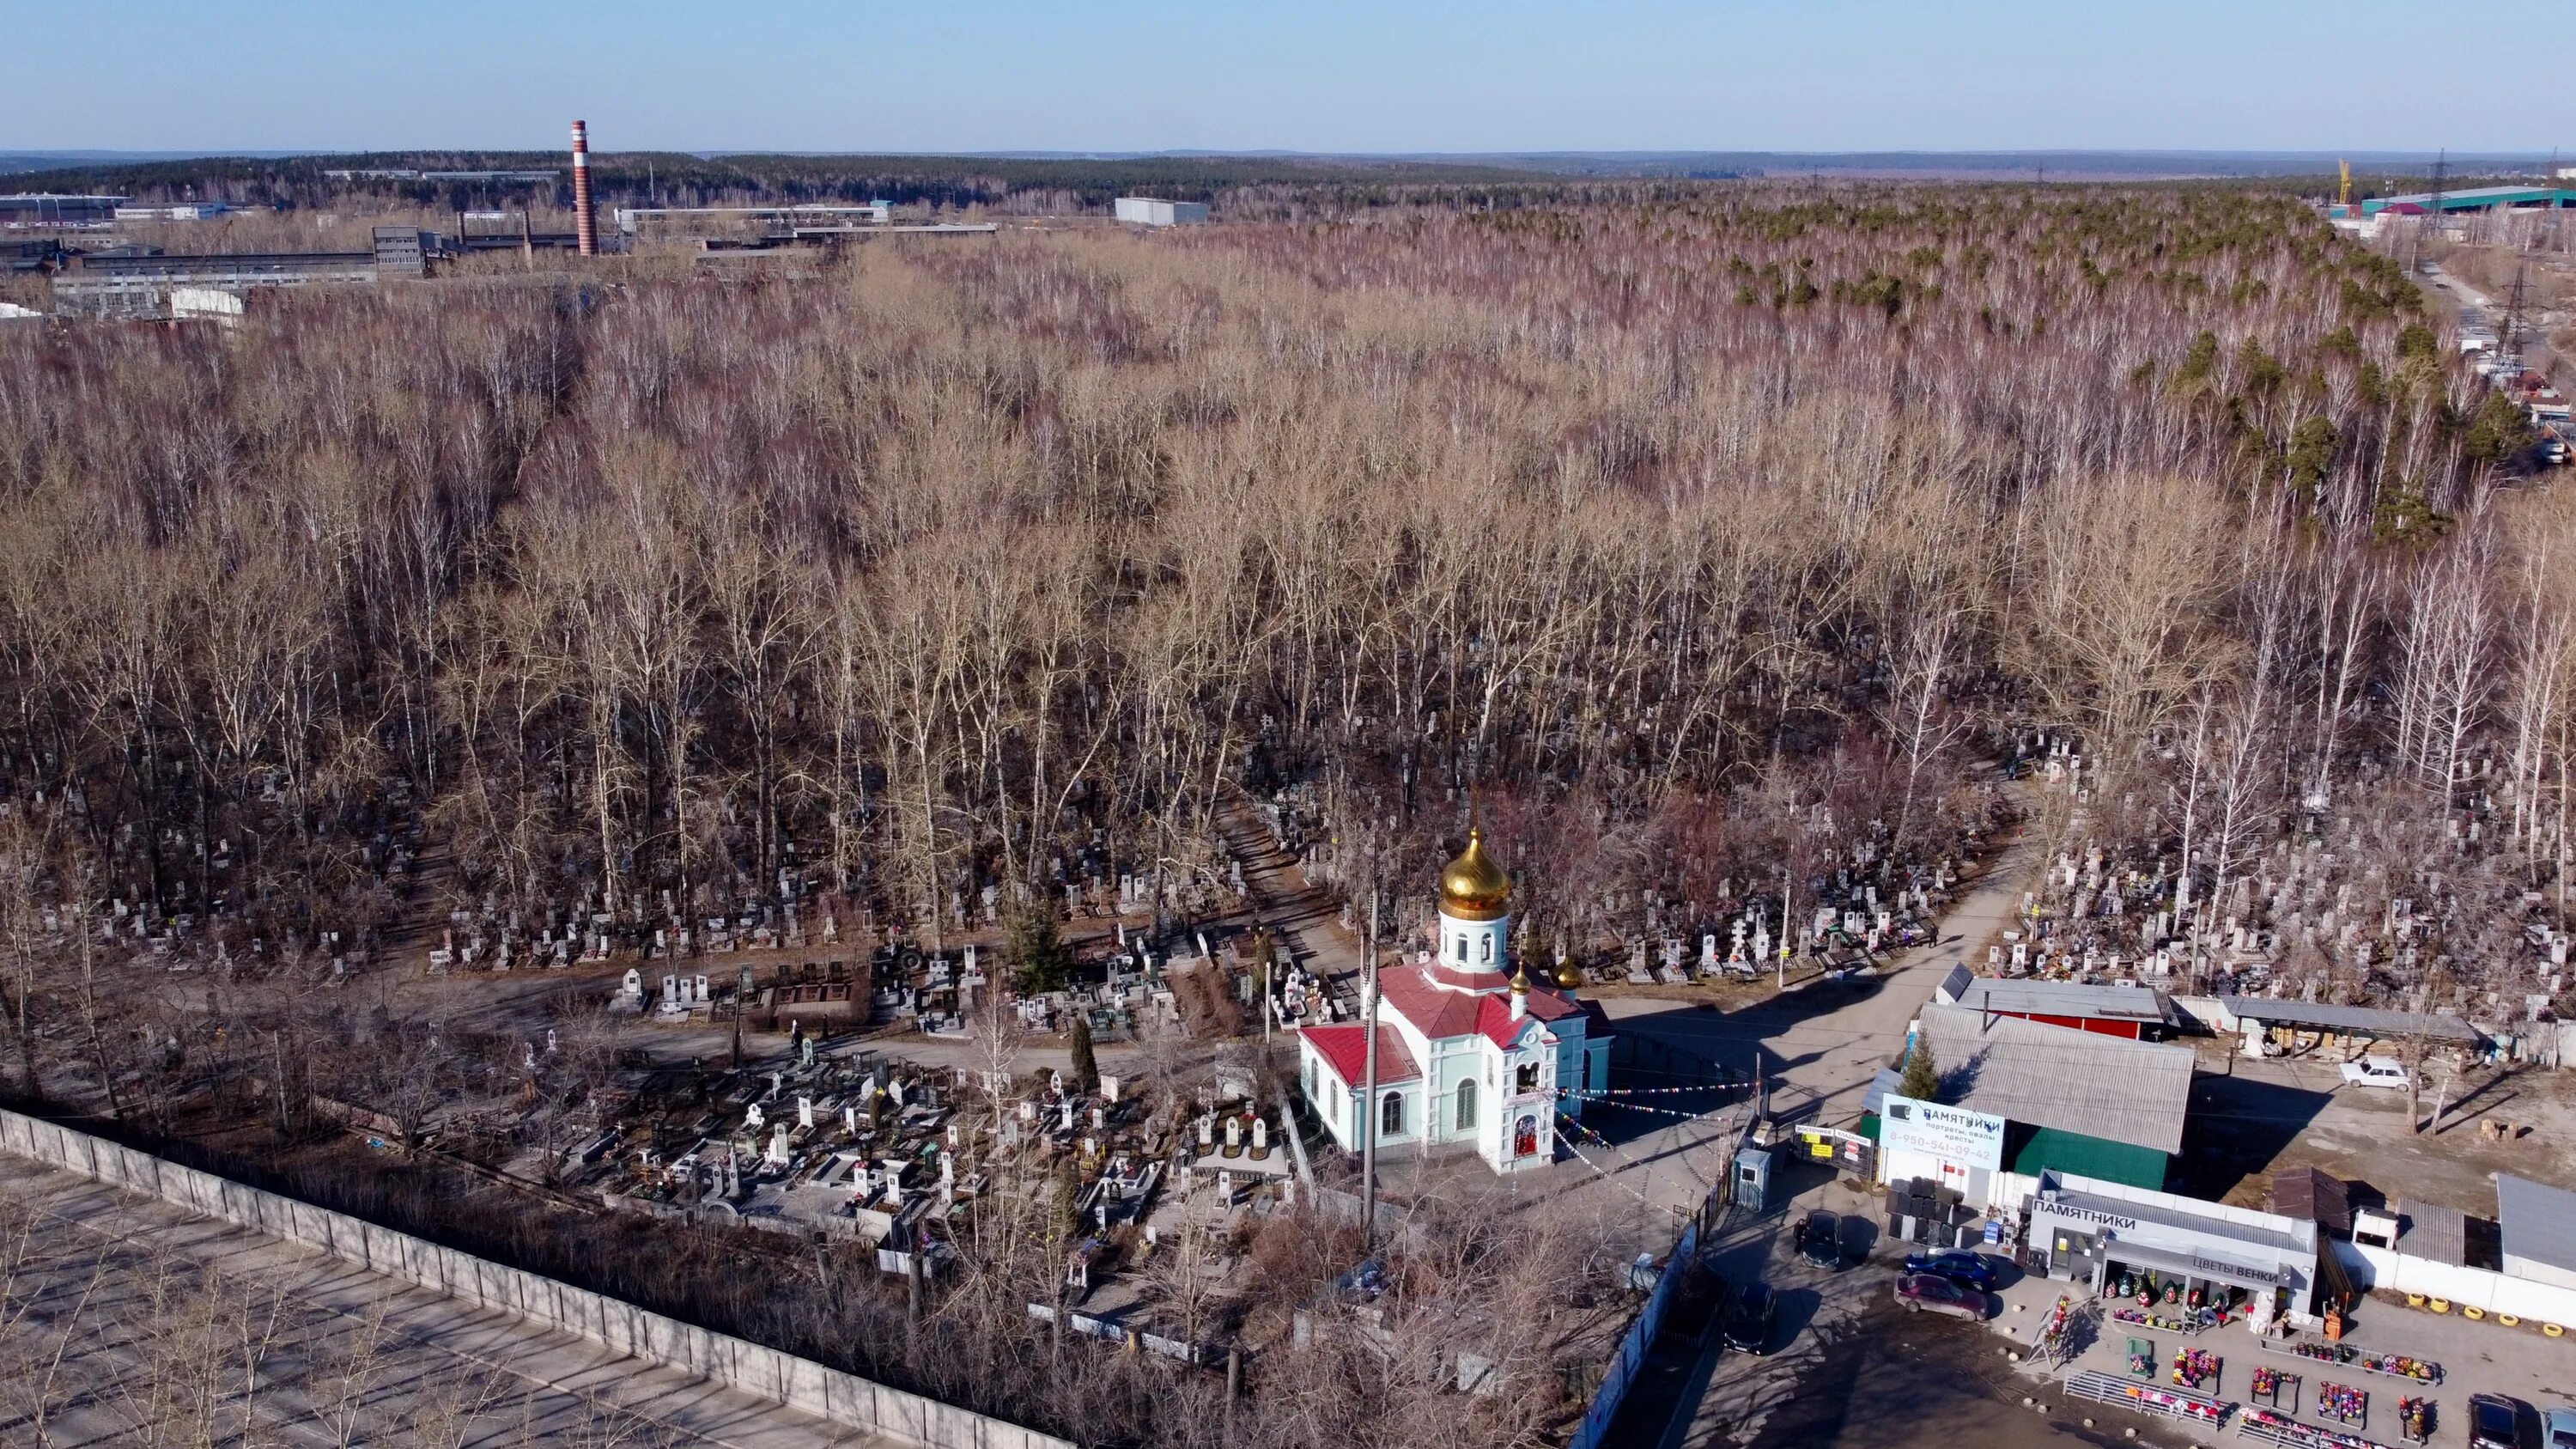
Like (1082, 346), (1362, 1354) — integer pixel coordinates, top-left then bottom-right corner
(1866, 1004), (2195, 1203)
(1934, 967), (2179, 1040)
(2026, 1170), (2323, 1331)
(2496, 1174), (2576, 1292)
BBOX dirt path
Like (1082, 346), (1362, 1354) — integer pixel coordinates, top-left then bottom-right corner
(1212, 788), (1364, 994)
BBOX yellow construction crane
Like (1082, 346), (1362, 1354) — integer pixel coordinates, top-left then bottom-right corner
(2339, 159), (2352, 208)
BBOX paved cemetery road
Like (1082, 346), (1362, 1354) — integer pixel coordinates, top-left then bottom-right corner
(1546, 806), (2040, 1224)
(0, 1155), (893, 1448)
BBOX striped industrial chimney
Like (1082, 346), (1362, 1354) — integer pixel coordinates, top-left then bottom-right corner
(571, 120), (596, 256)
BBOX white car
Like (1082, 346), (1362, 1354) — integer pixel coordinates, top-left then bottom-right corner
(2342, 1056), (2410, 1090)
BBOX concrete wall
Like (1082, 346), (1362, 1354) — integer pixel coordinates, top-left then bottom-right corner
(0, 1110), (1072, 1449)
(2334, 1239), (2576, 1328)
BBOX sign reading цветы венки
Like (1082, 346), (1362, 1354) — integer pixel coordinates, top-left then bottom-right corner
(1880, 1093), (2005, 1172)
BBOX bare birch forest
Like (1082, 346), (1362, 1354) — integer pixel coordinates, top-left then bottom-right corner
(0, 185), (2569, 1444)
(0, 190), (2550, 968)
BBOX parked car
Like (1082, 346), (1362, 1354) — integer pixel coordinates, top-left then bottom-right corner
(1798, 1210), (1843, 1269)
(2469, 1393), (2533, 1449)
(1722, 1282), (1777, 1355)
(1895, 1272), (1989, 1321)
(2341, 1056), (2411, 1090)
(2543, 1406), (2576, 1449)
(1902, 1250), (2001, 1292)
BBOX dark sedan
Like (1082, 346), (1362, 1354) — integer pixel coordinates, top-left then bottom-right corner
(1902, 1250), (2001, 1292)
(1895, 1271), (1989, 1321)
(1797, 1210), (1844, 1269)
(1722, 1282), (1777, 1355)
(2470, 1394), (2536, 1449)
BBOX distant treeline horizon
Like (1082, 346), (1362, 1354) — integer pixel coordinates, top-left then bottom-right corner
(5, 145), (2561, 203)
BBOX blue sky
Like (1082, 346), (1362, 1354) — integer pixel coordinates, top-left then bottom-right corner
(3, 1), (2558, 154)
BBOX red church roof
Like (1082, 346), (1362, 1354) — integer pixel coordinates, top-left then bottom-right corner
(1374, 961), (1580, 1050)
(1301, 1023), (1420, 1086)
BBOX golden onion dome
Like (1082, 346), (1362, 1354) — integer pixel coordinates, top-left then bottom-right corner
(1553, 953), (1583, 990)
(1509, 963), (1532, 995)
(1438, 829), (1510, 921)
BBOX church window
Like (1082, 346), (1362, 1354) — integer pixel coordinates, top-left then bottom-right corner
(1455, 934), (1468, 964)
(1455, 1077), (1478, 1131)
(1479, 933), (1492, 964)
(1516, 1061), (1539, 1094)
(1305, 1059), (1317, 1101)
(1382, 1091), (1405, 1136)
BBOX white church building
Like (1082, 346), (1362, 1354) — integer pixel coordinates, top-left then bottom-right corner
(1296, 831), (1611, 1174)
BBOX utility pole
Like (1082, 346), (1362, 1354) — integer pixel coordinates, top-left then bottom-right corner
(1360, 889), (1382, 1252)
(2503, 250), (2530, 366)
(2419, 149), (2448, 274)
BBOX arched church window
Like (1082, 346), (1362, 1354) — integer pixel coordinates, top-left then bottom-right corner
(1479, 933), (1492, 963)
(1455, 1077), (1478, 1131)
(1305, 1059), (1317, 1101)
(1382, 1091), (1405, 1135)
(1516, 1061), (1539, 1094)
(1455, 935), (1469, 964)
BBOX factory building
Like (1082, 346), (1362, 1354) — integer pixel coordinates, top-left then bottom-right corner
(0, 195), (128, 228)
(48, 228), (442, 318)
(2359, 185), (2576, 216)
(615, 203), (896, 238)
(114, 203), (232, 222)
(1114, 197), (1209, 228)
(324, 167), (558, 183)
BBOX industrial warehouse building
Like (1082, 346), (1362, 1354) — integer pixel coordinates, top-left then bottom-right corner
(1865, 1003), (2195, 1203)
(1114, 197), (1209, 227)
(2357, 185), (2576, 216)
(0, 194), (127, 227)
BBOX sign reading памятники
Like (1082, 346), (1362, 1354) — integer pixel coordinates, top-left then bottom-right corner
(1880, 1093), (2005, 1172)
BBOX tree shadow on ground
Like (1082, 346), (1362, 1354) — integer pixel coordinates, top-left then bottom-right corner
(2172, 1071), (2337, 1201)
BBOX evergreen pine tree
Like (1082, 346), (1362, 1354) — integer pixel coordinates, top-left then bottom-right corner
(1006, 904), (1073, 995)
(1897, 1037), (1941, 1102)
(1069, 1014), (1097, 1093)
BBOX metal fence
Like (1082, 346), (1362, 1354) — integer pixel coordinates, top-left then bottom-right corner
(1567, 1217), (1699, 1449)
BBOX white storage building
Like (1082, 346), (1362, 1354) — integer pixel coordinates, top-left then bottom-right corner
(1114, 197), (1209, 228)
